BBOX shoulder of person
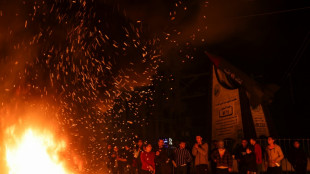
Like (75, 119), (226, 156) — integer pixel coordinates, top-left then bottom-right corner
(202, 142), (208, 147)
(274, 144), (281, 149)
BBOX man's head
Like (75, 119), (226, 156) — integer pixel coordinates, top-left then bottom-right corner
(145, 144), (152, 152)
(179, 141), (186, 149)
(267, 136), (275, 145)
(158, 139), (164, 148)
(218, 140), (225, 149)
(250, 138), (256, 145)
(137, 140), (143, 147)
(196, 136), (203, 144)
(241, 139), (248, 148)
(293, 141), (300, 149)
(212, 140), (218, 147)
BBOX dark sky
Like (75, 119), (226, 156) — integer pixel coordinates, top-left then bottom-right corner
(118, 0), (310, 137)
(204, 0), (310, 137)
(201, 0), (310, 137)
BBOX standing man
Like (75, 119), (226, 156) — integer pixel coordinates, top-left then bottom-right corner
(250, 138), (262, 174)
(155, 139), (172, 174)
(172, 141), (192, 174)
(133, 140), (144, 174)
(210, 140), (219, 174)
(113, 146), (128, 174)
(192, 135), (209, 174)
(288, 141), (308, 174)
(211, 140), (233, 174)
(234, 139), (248, 174)
(265, 136), (284, 174)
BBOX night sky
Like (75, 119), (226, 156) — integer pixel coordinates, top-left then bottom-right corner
(115, 0), (310, 137)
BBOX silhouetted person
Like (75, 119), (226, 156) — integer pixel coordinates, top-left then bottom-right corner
(234, 139), (248, 174)
(250, 138), (262, 174)
(112, 146), (128, 174)
(133, 140), (144, 174)
(288, 141), (307, 174)
(210, 140), (219, 174)
(155, 139), (172, 174)
(244, 146), (257, 174)
(265, 136), (284, 174)
(192, 135), (209, 174)
(211, 140), (233, 174)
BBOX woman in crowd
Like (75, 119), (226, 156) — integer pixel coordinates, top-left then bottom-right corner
(140, 143), (156, 174)
(245, 146), (257, 174)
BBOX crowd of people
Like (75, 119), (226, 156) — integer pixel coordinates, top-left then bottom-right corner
(104, 136), (308, 174)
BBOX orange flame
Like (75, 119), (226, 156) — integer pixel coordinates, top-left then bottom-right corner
(5, 127), (71, 174)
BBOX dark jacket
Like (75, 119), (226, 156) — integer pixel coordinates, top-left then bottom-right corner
(245, 153), (257, 172)
(211, 149), (233, 168)
(288, 147), (308, 169)
(234, 145), (248, 165)
(155, 147), (171, 166)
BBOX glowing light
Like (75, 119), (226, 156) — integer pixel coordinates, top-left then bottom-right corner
(5, 128), (69, 174)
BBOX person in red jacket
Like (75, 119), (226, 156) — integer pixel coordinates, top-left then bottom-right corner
(141, 143), (156, 174)
(250, 138), (262, 174)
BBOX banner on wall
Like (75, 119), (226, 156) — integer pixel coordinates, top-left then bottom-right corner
(212, 66), (244, 140)
(250, 105), (269, 137)
(211, 65), (270, 140)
